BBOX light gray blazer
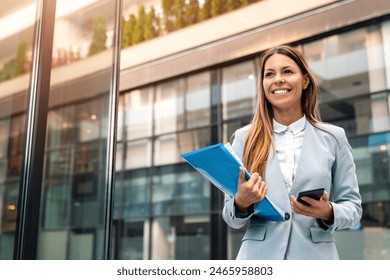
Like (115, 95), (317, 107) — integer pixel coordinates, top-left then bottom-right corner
(222, 121), (362, 260)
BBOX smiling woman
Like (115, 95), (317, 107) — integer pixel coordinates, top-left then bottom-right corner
(222, 45), (362, 260)
(262, 53), (310, 123)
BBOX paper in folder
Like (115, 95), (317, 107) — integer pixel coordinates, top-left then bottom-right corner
(180, 143), (285, 222)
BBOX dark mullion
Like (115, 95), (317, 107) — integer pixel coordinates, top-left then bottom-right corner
(103, 0), (123, 260)
(210, 69), (227, 260)
(14, 0), (56, 260)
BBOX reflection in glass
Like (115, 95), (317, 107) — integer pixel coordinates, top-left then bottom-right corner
(37, 0), (118, 259)
(151, 215), (210, 260)
(77, 99), (103, 143)
(0, 29), (30, 257)
(47, 107), (75, 148)
(319, 95), (371, 137)
(124, 87), (153, 141)
(154, 79), (185, 135)
(152, 164), (210, 217)
(154, 128), (210, 166)
(304, 26), (386, 104)
(42, 181), (71, 229)
(221, 60), (257, 121)
(371, 93), (389, 132)
(126, 139), (152, 169)
(0, 120), (10, 159)
(186, 72), (211, 128)
(121, 169), (149, 219)
(116, 220), (147, 260)
(349, 133), (390, 229)
(115, 143), (123, 171)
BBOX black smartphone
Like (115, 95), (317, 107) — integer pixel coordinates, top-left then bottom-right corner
(297, 188), (325, 206)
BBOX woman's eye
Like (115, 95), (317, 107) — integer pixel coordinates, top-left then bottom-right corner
(265, 72), (273, 77)
(284, 69), (293, 74)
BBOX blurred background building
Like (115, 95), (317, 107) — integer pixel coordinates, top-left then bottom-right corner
(1, 0), (390, 260)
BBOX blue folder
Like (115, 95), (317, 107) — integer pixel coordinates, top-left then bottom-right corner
(180, 143), (285, 222)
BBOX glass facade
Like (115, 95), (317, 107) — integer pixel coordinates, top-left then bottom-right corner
(1, 0), (390, 260)
(115, 20), (390, 260)
(0, 0), (120, 259)
(37, 0), (120, 260)
(0, 1), (36, 259)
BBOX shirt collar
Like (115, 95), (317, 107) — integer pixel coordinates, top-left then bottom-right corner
(273, 115), (307, 135)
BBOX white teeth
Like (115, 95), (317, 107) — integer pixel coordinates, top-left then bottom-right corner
(273, 89), (288, 94)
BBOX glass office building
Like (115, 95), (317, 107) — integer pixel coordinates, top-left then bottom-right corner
(1, 0), (390, 259)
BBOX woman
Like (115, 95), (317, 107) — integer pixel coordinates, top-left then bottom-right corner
(222, 45), (362, 259)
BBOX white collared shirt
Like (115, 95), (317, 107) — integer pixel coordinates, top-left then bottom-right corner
(272, 115), (306, 193)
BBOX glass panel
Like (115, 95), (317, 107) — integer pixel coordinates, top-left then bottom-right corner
(151, 215), (210, 260)
(154, 78), (185, 135)
(124, 87), (153, 141)
(319, 95), (371, 137)
(304, 26), (386, 104)
(37, 0), (118, 259)
(116, 142), (124, 171)
(221, 60), (257, 121)
(122, 169), (149, 219)
(152, 164), (210, 216)
(227, 227), (246, 260)
(43, 147), (73, 229)
(186, 71), (211, 128)
(153, 128), (210, 166)
(371, 92), (389, 132)
(126, 139), (152, 169)
(382, 21), (390, 89)
(117, 95), (125, 142)
(319, 91), (389, 137)
(113, 171), (149, 259)
(222, 117), (252, 144)
(349, 133), (390, 228)
(0, 1), (36, 259)
(77, 99), (103, 143)
(47, 107), (75, 148)
(116, 220), (148, 260)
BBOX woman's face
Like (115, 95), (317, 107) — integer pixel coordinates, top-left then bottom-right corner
(262, 53), (309, 116)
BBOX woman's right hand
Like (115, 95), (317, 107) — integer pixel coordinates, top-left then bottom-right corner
(234, 167), (268, 212)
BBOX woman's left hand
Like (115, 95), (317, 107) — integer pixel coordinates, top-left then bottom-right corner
(290, 191), (334, 223)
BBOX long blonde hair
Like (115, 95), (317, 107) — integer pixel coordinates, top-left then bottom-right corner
(243, 45), (321, 175)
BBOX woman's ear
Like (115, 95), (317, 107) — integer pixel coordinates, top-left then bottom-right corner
(303, 75), (310, 89)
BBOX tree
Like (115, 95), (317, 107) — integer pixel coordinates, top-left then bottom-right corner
(122, 16), (130, 48)
(88, 16), (107, 56)
(128, 14), (137, 46)
(122, 14), (137, 48)
(133, 5), (146, 44)
(162, 0), (175, 32)
(174, 0), (186, 30)
(0, 59), (16, 81)
(144, 7), (160, 40)
(200, 0), (212, 21)
(15, 40), (28, 76)
(211, 0), (227, 17)
(186, 0), (200, 25)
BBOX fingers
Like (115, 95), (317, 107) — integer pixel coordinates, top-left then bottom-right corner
(321, 191), (329, 202)
(291, 191), (333, 220)
(238, 167), (246, 184)
(236, 168), (267, 206)
(258, 181), (267, 199)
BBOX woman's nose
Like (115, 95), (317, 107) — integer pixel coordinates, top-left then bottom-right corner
(274, 73), (284, 84)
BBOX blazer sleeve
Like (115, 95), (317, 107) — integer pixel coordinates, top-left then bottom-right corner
(222, 125), (253, 229)
(321, 127), (362, 232)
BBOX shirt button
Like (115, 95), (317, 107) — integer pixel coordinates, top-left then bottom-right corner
(284, 213), (290, 221)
